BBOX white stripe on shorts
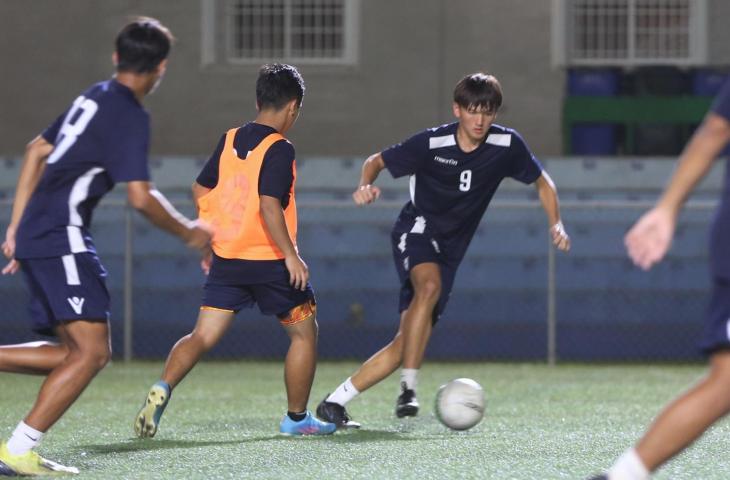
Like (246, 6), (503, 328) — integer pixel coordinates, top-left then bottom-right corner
(61, 254), (81, 286)
(410, 216), (426, 234)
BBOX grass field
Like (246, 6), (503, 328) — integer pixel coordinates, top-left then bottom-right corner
(1, 361), (728, 479)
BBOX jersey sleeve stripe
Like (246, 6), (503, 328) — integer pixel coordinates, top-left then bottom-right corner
(429, 135), (457, 149)
(485, 133), (511, 147)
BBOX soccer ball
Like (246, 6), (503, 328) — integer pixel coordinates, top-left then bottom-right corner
(434, 378), (485, 431)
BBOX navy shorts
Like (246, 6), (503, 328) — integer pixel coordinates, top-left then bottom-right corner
(391, 215), (458, 325)
(699, 277), (730, 355)
(19, 253), (110, 336)
(202, 257), (315, 317)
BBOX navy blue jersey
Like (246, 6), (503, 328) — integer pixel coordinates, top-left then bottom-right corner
(197, 122), (295, 208)
(15, 79), (151, 259)
(382, 122), (543, 259)
(709, 78), (730, 279)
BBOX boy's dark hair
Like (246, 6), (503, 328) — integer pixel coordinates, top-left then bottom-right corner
(115, 17), (173, 73)
(453, 73), (503, 112)
(256, 64), (306, 111)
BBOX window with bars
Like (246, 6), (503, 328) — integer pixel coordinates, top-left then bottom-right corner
(552, 0), (707, 66)
(202, 0), (358, 65)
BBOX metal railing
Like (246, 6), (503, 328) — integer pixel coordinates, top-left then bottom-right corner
(0, 197), (719, 362)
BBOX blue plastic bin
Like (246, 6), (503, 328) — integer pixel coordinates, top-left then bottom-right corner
(568, 69), (619, 96)
(692, 70), (729, 96)
(571, 124), (617, 155)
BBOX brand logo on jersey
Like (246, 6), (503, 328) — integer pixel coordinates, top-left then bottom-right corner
(67, 297), (85, 315)
(433, 156), (458, 166)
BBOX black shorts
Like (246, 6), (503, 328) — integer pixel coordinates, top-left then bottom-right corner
(19, 253), (110, 336)
(390, 214), (458, 325)
(699, 277), (730, 355)
(202, 256), (315, 317)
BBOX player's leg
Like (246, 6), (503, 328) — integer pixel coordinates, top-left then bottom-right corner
(317, 311), (406, 428)
(0, 263), (72, 375)
(319, 228), (444, 424)
(596, 351), (730, 480)
(161, 308), (235, 388)
(135, 307), (235, 438)
(0, 254), (109, 475)
(271, 295), (334, 436)
(592, 280), (730, 480)
(0, 320), (109, 476)
(395, 262), (440, 417)
(320, 264), (441, 421)
(24, 321), (110, 431)
(0, 340), (69, 375)
(281, 302), (318, 412)
(636, 351), (730, 466)
(351, 313), (406, 391)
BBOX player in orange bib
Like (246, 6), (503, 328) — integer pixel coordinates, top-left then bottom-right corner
(134, 64), (335, 437)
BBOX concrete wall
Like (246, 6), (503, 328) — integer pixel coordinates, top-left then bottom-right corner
(0, 0), (727, 158)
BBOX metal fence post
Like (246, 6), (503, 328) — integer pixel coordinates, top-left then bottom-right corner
(547, 236), (557, 366)
(123, 204), (134, 362)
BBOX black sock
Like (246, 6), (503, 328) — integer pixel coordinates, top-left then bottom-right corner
(287, 411), (307, 422)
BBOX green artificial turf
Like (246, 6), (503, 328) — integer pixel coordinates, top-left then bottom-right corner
(0, 361), (727, 479)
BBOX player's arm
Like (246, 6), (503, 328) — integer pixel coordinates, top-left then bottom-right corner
(191, 181), (211, 213)
(2, 136), (54, 275)
(353, 153), (385, 205)
(534, 171), (570, 252)
(191, 181), (214, 273)
(127, 181), (210, 251)
(260, 195), (308, 291)
(626, 112), (730, 270)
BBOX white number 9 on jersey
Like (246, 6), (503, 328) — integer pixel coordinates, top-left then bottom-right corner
(47, 96), (99, 165)
(459, 169), (472, 192)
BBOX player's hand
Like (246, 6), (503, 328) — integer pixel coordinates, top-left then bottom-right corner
(550, 221), (571, 252)
(2, 225), (17, 259)
(285, 253), (309, 291)
(625, 206), (676, 271)
(352, 184), (381, 205)
(2, 259), (19, 275)
(200, 249), (212, 275)
(184, 222), (212, 252)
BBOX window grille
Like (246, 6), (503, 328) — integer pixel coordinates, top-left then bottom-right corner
(223, 0), (357, 64)
(553, 0), (706, 66)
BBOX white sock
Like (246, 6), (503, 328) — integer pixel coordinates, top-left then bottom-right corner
(6, 421), (44, 455)
(326, 377), (360, 406)
(608, 448), (650, 480)
(400, 368), (418, 391)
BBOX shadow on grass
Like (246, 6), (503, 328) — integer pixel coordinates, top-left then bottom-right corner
(77, 429), (414, 454)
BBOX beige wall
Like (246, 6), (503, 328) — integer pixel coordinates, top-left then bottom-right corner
(0, 0), (726, 158)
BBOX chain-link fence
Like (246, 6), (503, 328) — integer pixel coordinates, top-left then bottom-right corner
(0, 198), (717, 362)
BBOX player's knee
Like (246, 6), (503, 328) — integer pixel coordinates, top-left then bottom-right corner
(280, 300), (317, 333)
(414, 278), (441, 303)
(80, 345), (111, 371)
(190, 330), (218, 352)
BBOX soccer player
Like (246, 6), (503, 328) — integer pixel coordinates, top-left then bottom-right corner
(0, 18), (210, 476)
(589, 80), (730, 480)
(134, 63), (336, 438)
(316, 72), (571, 428)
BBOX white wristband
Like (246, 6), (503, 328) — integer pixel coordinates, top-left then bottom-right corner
(551, 221), (565, 234)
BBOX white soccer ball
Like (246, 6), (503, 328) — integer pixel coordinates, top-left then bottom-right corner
(434, 378), (485, 431)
